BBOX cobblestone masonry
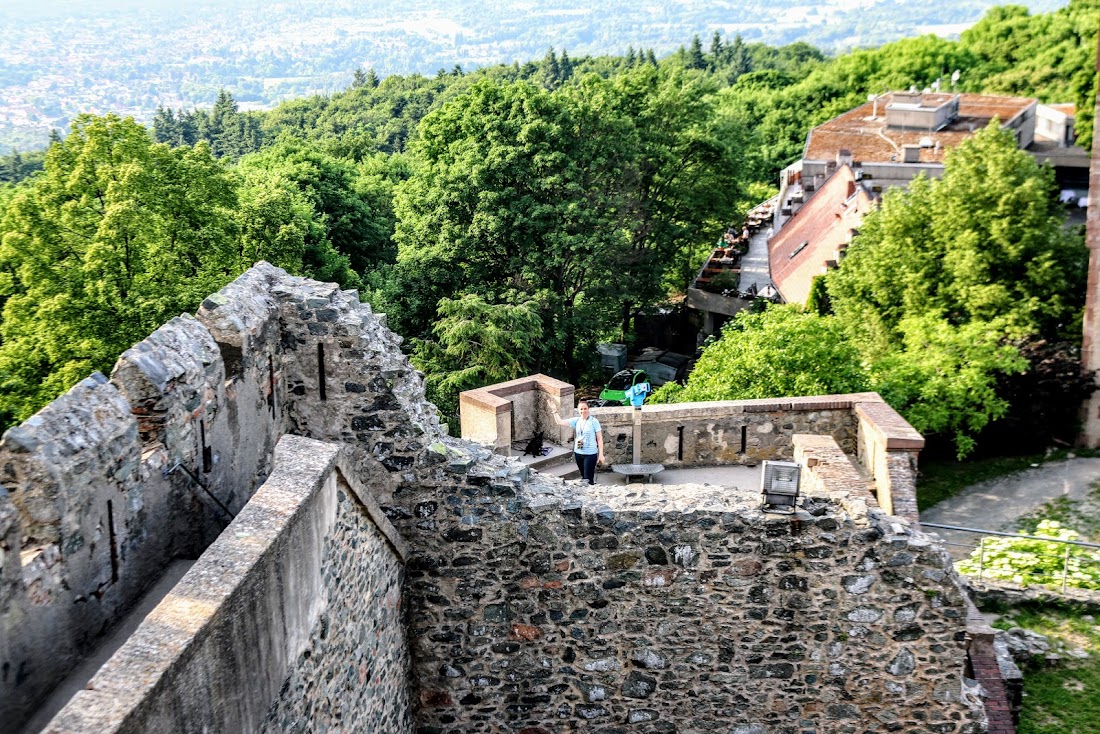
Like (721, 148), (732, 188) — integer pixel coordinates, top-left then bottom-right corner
(384, 446), (986, 734)
(44, 437), (413, 734)
(260, 469), (413, 734)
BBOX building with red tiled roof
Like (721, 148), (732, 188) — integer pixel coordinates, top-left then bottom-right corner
(778, 92), (1086, 225)
(768, 165), (874, 306)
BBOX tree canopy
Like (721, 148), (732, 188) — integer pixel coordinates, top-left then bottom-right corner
(0, 115), (242, 424)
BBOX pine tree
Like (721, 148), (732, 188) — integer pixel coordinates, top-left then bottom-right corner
(728, 34), (752, 82)
(645, 49), (658, 66)
(541, 47), (561, 90)
(366, 68), (380, 88)
(687, 35), (706, 70)
(626, 46), (637, 68)
(351, 67), (369, 89)
(560, 49), (573, 81)
(709, 31), (724, 68)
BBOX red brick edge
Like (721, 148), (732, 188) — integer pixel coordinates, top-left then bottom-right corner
(969, 635), (1017, 734)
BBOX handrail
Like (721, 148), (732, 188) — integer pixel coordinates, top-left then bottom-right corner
(922, 522), (1100, 550)
(922, 521), (1100, 592)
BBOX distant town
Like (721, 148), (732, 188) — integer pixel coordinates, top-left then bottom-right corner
(0, 0), (1065, 151)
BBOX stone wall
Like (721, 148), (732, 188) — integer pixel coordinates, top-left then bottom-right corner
(384, 446), (985, 734)
(43, 436), (413, 734)
(460, 375), (575, 451)
(3, 264), (983, 734)
(0, 282), (284, 727)
(553, 393), (920, 521)
(0, 263), (441, 729)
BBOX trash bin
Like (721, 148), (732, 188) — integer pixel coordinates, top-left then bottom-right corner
(597, 343), (627, 372)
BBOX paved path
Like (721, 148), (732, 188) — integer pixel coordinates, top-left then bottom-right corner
(739, 227), (774, 295)
(921, 457), (1100, 558)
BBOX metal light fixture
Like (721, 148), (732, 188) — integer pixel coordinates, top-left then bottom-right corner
(760, 460), (801, 514)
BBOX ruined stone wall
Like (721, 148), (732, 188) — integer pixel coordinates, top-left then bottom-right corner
(44, 437), (413, 734)
(0, 273), (285, 728)
(384, 447), (985, 734)
(594, 397), (862, 467)
(0, 263), (440, 729)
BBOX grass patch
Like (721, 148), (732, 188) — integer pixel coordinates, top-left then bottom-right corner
(995, 606), (1100, 734)
(1017, 484), (1100, 540)
(917, 449), (1100, 511)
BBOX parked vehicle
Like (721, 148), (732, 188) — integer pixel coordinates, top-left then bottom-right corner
(598, 369), (649, 406)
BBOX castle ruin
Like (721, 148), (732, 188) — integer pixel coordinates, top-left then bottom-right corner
(1, 264), (991, 733)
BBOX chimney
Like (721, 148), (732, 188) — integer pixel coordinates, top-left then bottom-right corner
(902, 145), (920, 164)
(836, 149), (853, 167)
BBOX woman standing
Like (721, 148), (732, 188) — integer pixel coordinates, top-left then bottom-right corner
(558, 400), (604, 485)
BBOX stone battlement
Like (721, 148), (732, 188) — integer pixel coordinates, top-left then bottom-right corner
(1, 264), (986, 734)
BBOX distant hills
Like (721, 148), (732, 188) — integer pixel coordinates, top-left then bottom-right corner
(0, 0), (1067, 151)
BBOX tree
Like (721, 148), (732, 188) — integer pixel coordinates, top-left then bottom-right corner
(687, 34), (707, 70)
(0, 115), (241, 426)
(591, 65), (747, 338)
(352, 67), (369, 89)
(411, 294), (543, 418)
(869, 315), (1027, 458)
(236, 137), (395, 288)
(648, 305), (868, 404)
(392, 79), (634, 384)
(828, 124), (1086, 346)
(824, 123), (1086, 456)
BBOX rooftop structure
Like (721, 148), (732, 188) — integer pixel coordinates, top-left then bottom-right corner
(768, 164), (875, 306)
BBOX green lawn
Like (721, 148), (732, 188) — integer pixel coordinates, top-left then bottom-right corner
(994, 607), (1100, 734)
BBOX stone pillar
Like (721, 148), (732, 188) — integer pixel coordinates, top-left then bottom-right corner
(1080, 30), (1100, 447)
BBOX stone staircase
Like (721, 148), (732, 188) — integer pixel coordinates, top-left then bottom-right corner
(509, 441), (578, 480)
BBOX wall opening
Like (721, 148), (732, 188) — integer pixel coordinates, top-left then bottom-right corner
(106, 499), (119, 584)
(740, 425), (747, 453)
(317, 343), (327, 401)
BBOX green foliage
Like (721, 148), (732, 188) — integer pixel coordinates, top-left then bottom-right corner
(869, 315), (1028, 458)
(392, 77), (632, 383)
(647, 305), (868, 404)
(955, 520), (1100, 590)
(236, 137), (400, 289)
(961, 0), (1098, 148)
(0, 115), (242, 426)
(411, 294), (542, 417)
(393, 68), (745, 385)
(824, 124), (1084, 456)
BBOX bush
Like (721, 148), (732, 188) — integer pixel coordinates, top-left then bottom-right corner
(955, 520), (1100, 591)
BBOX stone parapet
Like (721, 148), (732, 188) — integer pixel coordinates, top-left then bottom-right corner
(0, 264), (439, 730)
(43, 436), (412, 734)
(460, 374), (575, 450)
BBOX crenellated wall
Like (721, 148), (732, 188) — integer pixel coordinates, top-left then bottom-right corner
(0, 263), (443, 730)
(43, 437), (413, 734)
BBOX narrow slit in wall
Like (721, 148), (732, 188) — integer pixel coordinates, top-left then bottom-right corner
(677, 426), (684, 460)
(268, 354), (277, 417)
(200, 420), (212, 473)
(740, 425), (747, 454)
(106, 499), (119, 584)
(317, 343), (327, 401)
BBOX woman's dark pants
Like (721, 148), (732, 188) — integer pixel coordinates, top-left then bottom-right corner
(574, 452), (597, 485)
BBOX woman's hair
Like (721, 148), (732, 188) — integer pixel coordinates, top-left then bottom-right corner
(578, 400), (589, 409)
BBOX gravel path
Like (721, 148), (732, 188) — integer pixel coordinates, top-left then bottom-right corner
(921, 457), (1100, 558)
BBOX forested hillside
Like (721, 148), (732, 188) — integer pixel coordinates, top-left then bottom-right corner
(0, 0), (1097, 452)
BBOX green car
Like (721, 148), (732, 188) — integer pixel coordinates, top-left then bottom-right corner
(598, 369), (649, 406)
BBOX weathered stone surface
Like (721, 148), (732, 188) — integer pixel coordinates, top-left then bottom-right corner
(0, 265), (982, 734)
